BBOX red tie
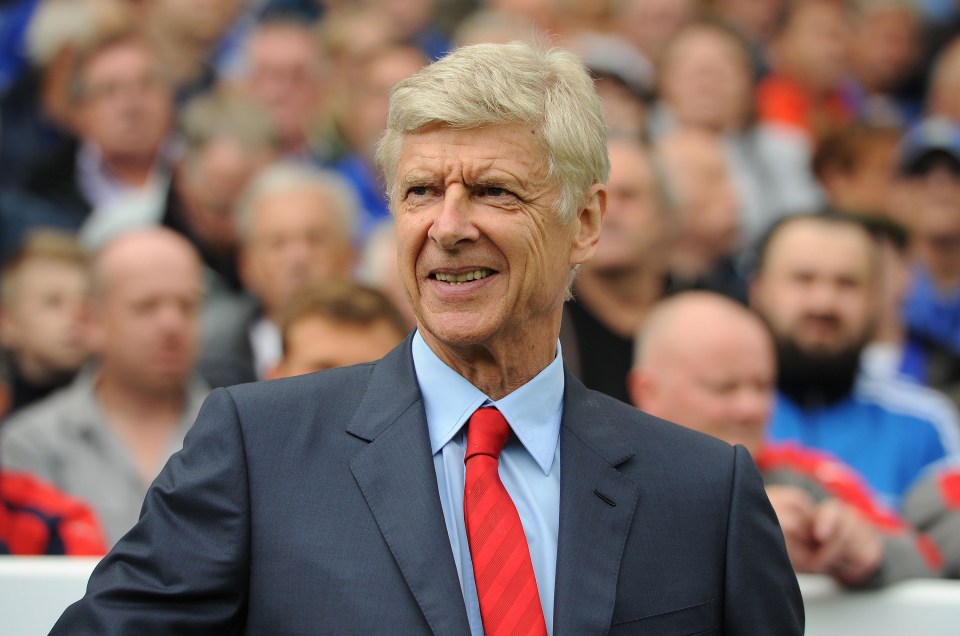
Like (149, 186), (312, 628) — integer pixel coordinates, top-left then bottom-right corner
(464, 407), (547, 636)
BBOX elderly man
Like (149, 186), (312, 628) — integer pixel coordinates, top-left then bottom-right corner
(0, 228), (209, 545)
(631, 291), (943, 586)
(51, 42), (802, 634)
(199, 160), (358, 383)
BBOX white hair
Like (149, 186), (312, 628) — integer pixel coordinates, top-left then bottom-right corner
(376, 41), (610, 224)
(26, 0), (130, 67)
(234, 161), (360, 243)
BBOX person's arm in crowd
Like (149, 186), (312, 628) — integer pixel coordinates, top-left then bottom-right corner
(766, 485), (943, 587)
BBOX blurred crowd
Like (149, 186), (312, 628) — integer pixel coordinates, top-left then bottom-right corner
(0, 0), (959, 592)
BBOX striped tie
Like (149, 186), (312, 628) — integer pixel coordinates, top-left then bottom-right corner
(464, 407), (547, 636)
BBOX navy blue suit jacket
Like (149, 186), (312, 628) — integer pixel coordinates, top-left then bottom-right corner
(52, 335), (803, 634)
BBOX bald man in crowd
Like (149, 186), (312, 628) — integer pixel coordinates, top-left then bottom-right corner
(630, 292), (942, 586)
(0, 228), (210, 545)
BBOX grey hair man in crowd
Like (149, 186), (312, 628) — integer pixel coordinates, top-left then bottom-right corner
(51, 42), (802, 634)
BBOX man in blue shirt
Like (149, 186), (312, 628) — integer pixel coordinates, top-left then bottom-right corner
(753, 212), (959, 509)
(51, 41), (802, 635)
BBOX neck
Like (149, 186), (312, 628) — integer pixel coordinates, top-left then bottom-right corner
(574, 262), (666, 338)
(420, 320), (560, 401)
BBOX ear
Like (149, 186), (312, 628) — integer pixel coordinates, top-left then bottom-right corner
(627, 368), (660, 411)
(569, 183), (606, 266)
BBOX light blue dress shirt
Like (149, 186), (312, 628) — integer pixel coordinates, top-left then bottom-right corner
(412, 331), (563, 636)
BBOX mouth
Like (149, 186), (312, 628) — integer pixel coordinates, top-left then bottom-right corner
(430, 268), (496, 284)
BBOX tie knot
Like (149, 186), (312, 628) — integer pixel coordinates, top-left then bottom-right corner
(465, 407), (511, 461)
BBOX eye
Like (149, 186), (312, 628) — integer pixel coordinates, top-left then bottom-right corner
(478, 186), (510, 197)
(405, 185), (433, 199)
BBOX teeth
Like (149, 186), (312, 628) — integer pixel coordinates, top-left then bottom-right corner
(434, 269), (493, 284)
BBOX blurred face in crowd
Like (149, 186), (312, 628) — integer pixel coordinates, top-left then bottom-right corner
(617, 0), (697, 62)
(713, 0), (786, 41)
(150, 0), (240, 45)
(898, 160), (960, 249)
(240, 188), (354, 319)
(847, 138), (900, 215)
(587, 137), (665, 272)
(752, 218), (877, 357)
(774, 0), (851, 93)
(630, 295), (775, 456)
(392, 122), (603, 364)
(1, 261), (90, 379)
(89, 231), (204, 394)
(273, 314), (404, 378)
(660, 25), (753, 133)
(179, 138), (274, 253)
(347, 45), (427, 161)
(243, 23), (325, 150)
(74, 38), (173, 164)
(851, 5), (919, 92)
(658, 129), (741, 260)
(595, 76), (647, 138)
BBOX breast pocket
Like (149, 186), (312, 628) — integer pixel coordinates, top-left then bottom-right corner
(608, 599), (717, 635)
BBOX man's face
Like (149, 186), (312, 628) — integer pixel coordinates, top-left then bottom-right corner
(634, 316), (775, 456)
(75, 41), (173, 163)
(152, 0), (240, 45)
(180, 138), (272, 253)
(779, 1), (850, 91)
(661, 29), (752, 131)
(274, 314), (403, 378)
(241, 189), (354, 318)
(589, 139), (663, 271)
(92, 244), (203, 393)
(243, 26), (324, 146)
(665, 133), (740, 258)
(394, 122), (601, 356)
(752, 220), (876, 356)
(1, 261), (89, 376)
(898, 162), (960, 248)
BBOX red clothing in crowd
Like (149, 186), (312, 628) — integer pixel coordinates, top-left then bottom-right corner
(0, 471), (107, 556)
(757, 443), (944, 577)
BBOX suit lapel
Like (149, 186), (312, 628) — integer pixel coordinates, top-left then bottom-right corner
(553, 372), (641, 635)
(347, 336), (471, 635)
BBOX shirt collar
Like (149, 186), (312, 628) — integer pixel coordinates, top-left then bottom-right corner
(412, 330), (564, 474)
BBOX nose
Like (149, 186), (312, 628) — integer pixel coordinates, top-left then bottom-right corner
(427, 186), (480, 250)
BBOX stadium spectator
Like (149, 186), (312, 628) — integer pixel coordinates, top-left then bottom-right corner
(656, 126), (748, 303)
(0, 228), (210, 545)
(268, 280), (408, 379)
(631, 291), (943, 586)
(752, 213), (960, 508)
(896, 117), (960, 359)
(80, 89), (279, 303)
(561, 134), (672, 403)
(238, 16), (327, 159)
(0, 231), (91, 418)
(2, 31), (174, 259)
(199, 161), (358, 384)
